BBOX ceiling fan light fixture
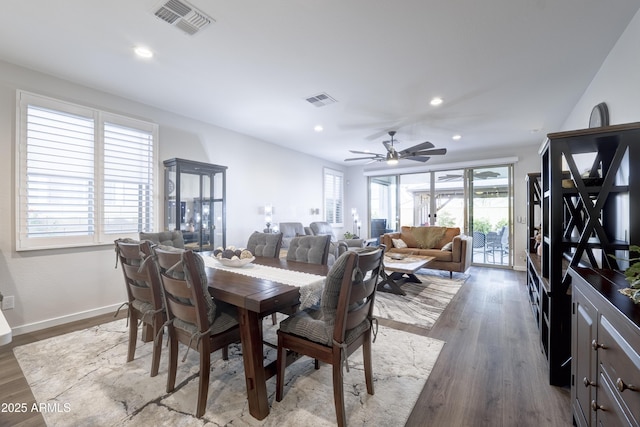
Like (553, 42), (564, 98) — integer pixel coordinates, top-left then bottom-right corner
(386, 152), (399, 165)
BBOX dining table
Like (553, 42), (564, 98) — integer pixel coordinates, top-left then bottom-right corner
(201, 253), (330, 420)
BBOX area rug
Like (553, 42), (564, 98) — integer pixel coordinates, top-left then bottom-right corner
(13, 319), (444, 426)
(373, 271), (467, 330)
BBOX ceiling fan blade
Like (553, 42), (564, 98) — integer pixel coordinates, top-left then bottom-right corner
(408, 148), (447, 156)
(398, 141), (434, 155)
(345, 156), (379, 161)
(349, 150), (384, 156)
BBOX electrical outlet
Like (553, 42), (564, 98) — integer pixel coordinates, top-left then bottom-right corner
(2, 296), (14, 310)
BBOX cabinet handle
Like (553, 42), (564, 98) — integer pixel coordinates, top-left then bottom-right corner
(591, 400), (606, 412)
(616, 378), (639, 393)
(583, 377), (596, 387)
(591, 339), (607, 350)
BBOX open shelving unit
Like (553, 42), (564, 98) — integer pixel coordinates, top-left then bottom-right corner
(537, 122), (640, 386)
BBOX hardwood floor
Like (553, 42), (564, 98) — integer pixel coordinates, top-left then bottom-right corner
(0, 266), (571, 426)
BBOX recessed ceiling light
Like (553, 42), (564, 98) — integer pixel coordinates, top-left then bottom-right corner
(452, 134), (462, 140)
(430, 97), (443, 106)
(134, 46), (153, 59)
(314, 125), (323, 132)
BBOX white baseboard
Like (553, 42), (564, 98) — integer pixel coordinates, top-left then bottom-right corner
(11, 303), (122, 337)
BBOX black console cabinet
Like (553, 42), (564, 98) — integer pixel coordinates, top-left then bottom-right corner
(539, 122), (640, 386)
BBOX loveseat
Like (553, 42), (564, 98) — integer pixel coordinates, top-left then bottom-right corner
(380, 226), (472, 278)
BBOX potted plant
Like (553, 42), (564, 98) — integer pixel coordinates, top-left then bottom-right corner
(611, 245), (640, 304)
(343, 231), (359, 240)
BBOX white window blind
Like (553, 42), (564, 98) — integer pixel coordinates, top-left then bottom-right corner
(323, 168), (344, 226)
(16, 91), (158, 250)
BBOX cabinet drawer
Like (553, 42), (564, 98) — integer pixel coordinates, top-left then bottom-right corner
(598, 315), (640, 424)
(595, 372), (635, 426)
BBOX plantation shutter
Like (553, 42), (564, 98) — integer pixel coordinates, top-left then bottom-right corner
(103, 121), (154, 234)
(17, 91), (157, 250)
(23, 105), (96, 238)
(323, 168), (344, 226)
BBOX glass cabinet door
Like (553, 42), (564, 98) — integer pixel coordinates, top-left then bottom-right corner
(163, 158), (227, 251)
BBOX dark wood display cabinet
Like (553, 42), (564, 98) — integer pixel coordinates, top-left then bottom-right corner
(569, 267), (640, 427)
(163, 158), (227, 251)
(539, 122), (640, 386)
(526, 173), (547, 339)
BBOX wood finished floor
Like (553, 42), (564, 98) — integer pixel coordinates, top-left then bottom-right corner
(0, 266), (571, 427)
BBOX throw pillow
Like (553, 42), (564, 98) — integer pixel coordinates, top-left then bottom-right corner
(392, 238), (408, 248)
(441, 241), (453, 251)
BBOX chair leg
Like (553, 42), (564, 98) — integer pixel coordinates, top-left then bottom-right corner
(166, 328), (178, 393)
(150, 317), (163, 377)
(222, 345), (229, 360)
(127, 310), (139, 363)
(195, 345), (210, 418)
(271, 312), (278, 325)
(363, 333), (374, 395)
(275, 333), (287, 402)
(332, 355), (347, 427)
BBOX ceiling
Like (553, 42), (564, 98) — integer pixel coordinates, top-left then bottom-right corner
(2, 0), (638, 165)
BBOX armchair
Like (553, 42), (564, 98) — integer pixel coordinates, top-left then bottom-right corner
(279, 222), (308, 249)
(308, 221), (348, 263)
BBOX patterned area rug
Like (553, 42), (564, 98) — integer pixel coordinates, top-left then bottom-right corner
(374, 270), (467, 330)
(14, 319), (444, 426)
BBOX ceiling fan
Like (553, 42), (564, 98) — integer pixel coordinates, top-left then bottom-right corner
(438, 171), (501, 181)
(345, 131), (447, 165)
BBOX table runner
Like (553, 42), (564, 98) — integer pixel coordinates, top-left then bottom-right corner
(200, 254), (325, 308)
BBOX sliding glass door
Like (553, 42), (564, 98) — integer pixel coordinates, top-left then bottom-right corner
(368, 164), (513, 268)
(469, 166), (512, 266)
(369, 175), (397, 243)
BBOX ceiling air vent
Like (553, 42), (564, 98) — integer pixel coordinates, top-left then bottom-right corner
(305, 92), (337, 107)
(153, 0), (213, 36)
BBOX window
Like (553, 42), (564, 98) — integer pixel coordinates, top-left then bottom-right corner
(323, 167), (344, 226)
(16, 91), (158, 250)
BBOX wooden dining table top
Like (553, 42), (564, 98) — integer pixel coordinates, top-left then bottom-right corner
(201, 253), (330, 313)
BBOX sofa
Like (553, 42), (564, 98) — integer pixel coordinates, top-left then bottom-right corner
(380, 226), (472, 278)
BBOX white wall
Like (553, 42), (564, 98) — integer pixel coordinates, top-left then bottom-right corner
(0, 60), (345, 334)
(561, 9), (640, 130)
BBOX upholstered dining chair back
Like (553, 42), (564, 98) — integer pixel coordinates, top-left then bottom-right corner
(154, 247), (240, 418)
(114, 238), (165, 377)
(139, 230), (185, 248)
(275, 246), (386, 427)
(278, 222), (308, 248)
(246, 231), (283, 258)
(286, 234), (331, 265)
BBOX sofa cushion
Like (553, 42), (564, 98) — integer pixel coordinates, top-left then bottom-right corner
(441, 241), (453, 251)
(392, 238), (407, 248)
(400, 226), (446, 249)
(400, 226), (460, 249)
(438, 227), (461, 248)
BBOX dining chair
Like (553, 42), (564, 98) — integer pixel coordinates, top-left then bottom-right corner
(275, 246), (385, 427)
(114, 238), (165, 377)
(139, 230), (185, 248)
(246, 231), (284, 324)
(154, 247), (241, 418)
(286, 234), (331, 265)
(246, 231), (283, 257)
